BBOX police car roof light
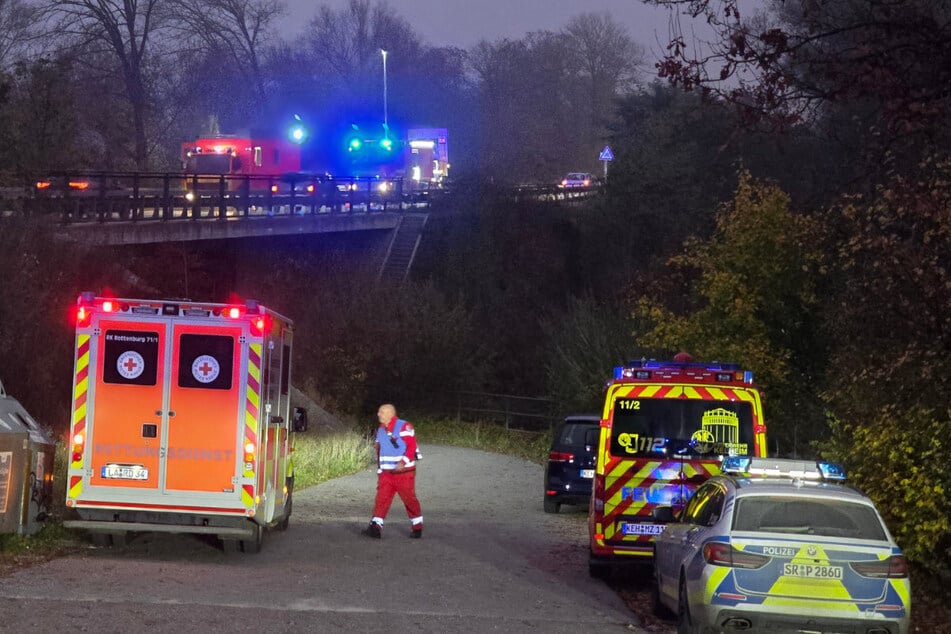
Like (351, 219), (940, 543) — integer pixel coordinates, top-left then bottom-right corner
(721, 456), (847, 481)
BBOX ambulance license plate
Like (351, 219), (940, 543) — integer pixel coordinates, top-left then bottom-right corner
(101, 464), (149, 480)
(620, 522), (665, 536)
(581, 469), (595, 478)
(782, 563), (843, 579)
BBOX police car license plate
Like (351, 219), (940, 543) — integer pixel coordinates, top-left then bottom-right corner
(782, 563), (843, 579)
(620, 522), (665, 536)
(101, 464), (149, 480)
(581, 469), (595, 478)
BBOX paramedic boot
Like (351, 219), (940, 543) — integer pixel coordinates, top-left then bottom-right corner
(410, 527), (422, 539)
(362, 521), (382, 539)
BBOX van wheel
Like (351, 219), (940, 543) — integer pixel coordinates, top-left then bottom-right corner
(543, 498), (560, 514)
(588, 554), (610, 580)
(240, 523), (263, 554)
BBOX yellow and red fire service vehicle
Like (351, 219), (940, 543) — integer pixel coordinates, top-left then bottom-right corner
(64, 292), (299, 553)
(588, 356), (767, 578)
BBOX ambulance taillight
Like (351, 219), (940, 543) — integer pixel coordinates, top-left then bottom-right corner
(244, 442), (256, 465)
(102, 300), (116, 312)
(71, 432), (84, 462)
(226, 307), (241, 319)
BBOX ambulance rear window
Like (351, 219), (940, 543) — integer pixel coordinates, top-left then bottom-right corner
(177, 334), (234, 390)
(610, 398), (755, 458)
(103, 329), (159, 386)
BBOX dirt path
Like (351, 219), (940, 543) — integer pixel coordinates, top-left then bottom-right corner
(0, 445), (650, 633)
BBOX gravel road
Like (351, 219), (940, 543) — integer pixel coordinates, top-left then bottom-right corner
(0, 444), (651, 633)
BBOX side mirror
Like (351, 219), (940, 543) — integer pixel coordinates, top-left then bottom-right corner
(652, 506), (675, 523)
(292, 407), (308, 432)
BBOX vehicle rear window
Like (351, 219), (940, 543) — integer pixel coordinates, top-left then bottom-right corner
(559, 423), (598, 445)
(733, 496), (887, 540)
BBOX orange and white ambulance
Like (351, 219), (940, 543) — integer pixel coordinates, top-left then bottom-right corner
(588, 355), (768, 577)
(64, 292), (300, 553)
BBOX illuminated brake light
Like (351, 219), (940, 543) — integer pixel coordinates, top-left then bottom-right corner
(102, 300), (116, 312)
(69, 181), (89, 190)
(549, 451), (574, 463)
(76, 305), (92, 327)
(703, 543), (769, 569)
(850, 555), (909, 578)
(36, 181), (51, 189)
(226, 307), (241, 319)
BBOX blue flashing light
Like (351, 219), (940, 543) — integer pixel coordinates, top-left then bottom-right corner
(818, 461), (847, 481)
(613, 366), (623, 380)
(743, 370), (754, 384)
(721, 456), (752, 474)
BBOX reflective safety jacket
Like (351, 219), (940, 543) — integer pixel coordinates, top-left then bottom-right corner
(376, 417), (418, 472)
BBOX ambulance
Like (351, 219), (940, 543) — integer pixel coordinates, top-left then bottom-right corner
(588, 354), (768, 578)
(64, 292), (301, 553)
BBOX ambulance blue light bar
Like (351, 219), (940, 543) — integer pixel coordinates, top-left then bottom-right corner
(614, 360), (754, 384)
(721, 456), (847, 481)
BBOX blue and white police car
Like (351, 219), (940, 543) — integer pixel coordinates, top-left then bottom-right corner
(652, 456), (910, 634)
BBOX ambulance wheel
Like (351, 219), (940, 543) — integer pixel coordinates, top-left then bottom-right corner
(240, 523), (263, 554)
(543, 498), (560, 514)
(221, 538), (240, 553)
(277, 491), (292, 531)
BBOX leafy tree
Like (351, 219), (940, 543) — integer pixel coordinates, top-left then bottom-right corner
(635, 171), (825, 455)
(646, 0), (951, 167)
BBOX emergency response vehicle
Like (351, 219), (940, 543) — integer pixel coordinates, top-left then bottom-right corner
(64, 292), (299, 553)
(588, 355), (767, 578)
(653, 457), (910, 634)
(181, 134), (302, 201)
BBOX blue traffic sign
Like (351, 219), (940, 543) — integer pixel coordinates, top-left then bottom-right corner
(599, 145), (614, 161)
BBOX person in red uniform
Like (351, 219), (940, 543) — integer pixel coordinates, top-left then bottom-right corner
(362, 403), (424, 539)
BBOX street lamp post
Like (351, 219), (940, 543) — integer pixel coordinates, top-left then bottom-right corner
(381, 49), (389, 131)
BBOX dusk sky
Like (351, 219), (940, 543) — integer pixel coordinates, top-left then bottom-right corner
(279, 0), (687, 53)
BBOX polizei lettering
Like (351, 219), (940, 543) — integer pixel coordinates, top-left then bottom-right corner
(94, 443), (234, 462)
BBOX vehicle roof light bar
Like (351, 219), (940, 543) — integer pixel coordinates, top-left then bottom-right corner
(721, 456), (847, 481)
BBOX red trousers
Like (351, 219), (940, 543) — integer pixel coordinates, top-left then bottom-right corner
(372, 470), (422, 525)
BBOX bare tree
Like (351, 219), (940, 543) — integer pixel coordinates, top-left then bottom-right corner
(169, 0), (285, 107)
(45, 0), (171, 170)
(0, 0), (40, 70)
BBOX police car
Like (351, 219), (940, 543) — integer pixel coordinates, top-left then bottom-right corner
(652, 457), (910, 634)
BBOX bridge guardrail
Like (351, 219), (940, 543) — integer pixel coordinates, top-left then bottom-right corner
(1, 172), (445, 224)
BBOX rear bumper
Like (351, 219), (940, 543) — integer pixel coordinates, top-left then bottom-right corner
(700, 607), (908, 634)
(64, 519), (256, 539)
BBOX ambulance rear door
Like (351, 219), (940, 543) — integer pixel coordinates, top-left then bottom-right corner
(164, 320), (245, 497)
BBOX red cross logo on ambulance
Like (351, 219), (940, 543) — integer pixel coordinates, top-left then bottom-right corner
(192, 354), (221, 384)
(116, 351), (145, 380)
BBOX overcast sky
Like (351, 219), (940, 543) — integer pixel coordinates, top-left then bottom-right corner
(278, 0), (685, 54)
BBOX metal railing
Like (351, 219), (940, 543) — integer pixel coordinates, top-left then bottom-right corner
(454, 390), (556, 432)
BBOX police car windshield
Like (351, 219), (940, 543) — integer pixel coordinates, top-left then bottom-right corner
(733, 497), (887, 540)
(610, 398), (755, 458)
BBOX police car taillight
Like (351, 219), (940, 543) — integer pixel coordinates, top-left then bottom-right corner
(703, 543), (769, 569)
(850, 555), (909, 578)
